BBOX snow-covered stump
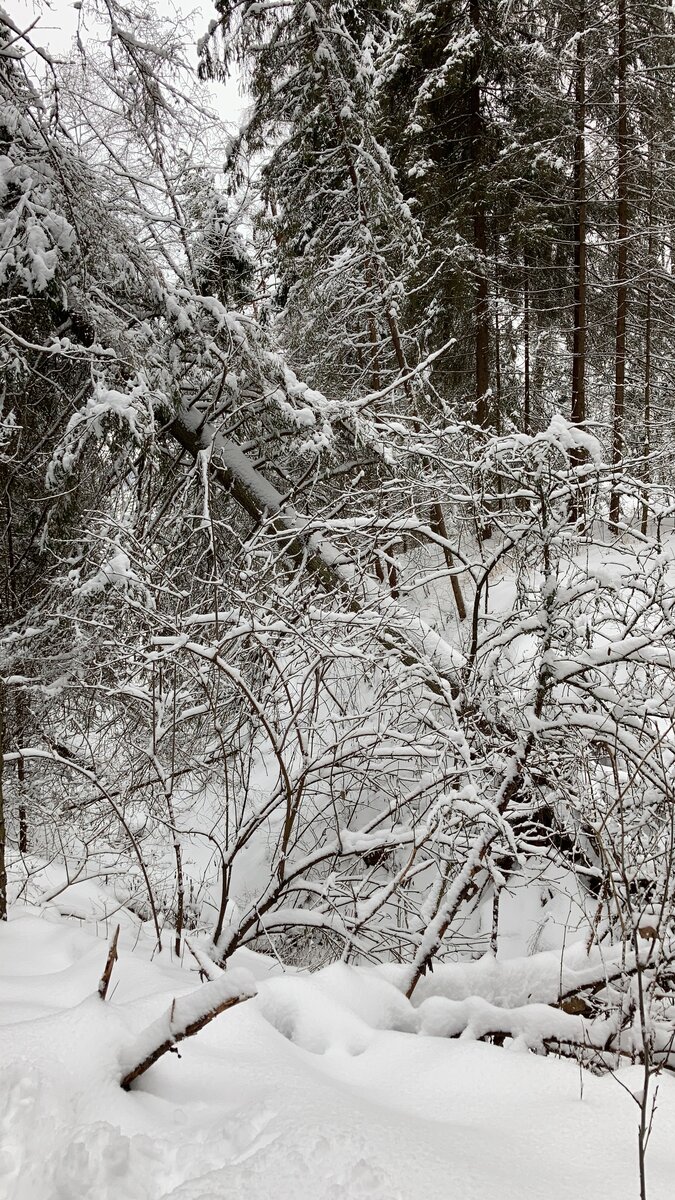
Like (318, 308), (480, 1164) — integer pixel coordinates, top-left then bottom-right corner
(119, 969), (257, 1091)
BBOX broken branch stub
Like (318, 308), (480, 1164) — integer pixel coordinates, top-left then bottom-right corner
(98, 924), (121, 1001)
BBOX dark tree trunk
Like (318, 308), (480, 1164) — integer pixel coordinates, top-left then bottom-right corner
(470, 0), (490, 428)
(609, 0), (629, 532)
(0, 690), (6, 921)
(641, 136), (654, 538)
(571, 3), (587, 436)
(523, 254), (532, 435)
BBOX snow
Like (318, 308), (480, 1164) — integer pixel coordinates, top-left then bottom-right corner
(118, 967), (257, 1086)
(543, 413), (604, 464)
(77, 550), (142, 598)
(2, 908), (675, 1199)
(173, 402), (466, 685)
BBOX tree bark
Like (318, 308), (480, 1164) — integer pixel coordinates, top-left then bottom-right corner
(16, 694), (27, 855)
(609, 0), (629, 532)
(641, 136), (654, 538)
(571, 4), (587, 436)
(98, 924), (120, 1000)
(120, 971), (256, 1090)
(0, 688), (7, 921)
(523, 253), (532, 434)
(470, 0), (490, 428)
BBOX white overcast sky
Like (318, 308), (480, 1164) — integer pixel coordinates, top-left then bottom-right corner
(7, 0), (245, 128)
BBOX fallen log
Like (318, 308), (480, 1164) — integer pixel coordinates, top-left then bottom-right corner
(170, 404), (465, 696)
(415, 991), (675, 1069)
(120, 968), (257, 1090)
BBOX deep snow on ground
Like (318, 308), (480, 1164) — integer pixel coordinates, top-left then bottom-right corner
(2, 907), (674, 1200)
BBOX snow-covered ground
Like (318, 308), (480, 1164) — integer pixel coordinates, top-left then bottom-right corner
(2, 906), (674, 1200)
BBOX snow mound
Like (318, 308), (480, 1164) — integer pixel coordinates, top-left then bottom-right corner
(1, 909), (675, 1200)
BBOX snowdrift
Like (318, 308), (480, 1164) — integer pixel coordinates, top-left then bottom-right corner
(2, 908), (675, 1200)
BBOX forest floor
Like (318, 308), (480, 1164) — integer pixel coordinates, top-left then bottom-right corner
(2, 906), (675, 1200)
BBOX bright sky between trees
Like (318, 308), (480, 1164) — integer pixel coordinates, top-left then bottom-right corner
(7, 0), (245, 127)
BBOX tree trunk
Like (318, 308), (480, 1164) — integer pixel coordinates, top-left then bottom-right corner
(0, 688), (7, 921)
(609, 0), (629, 532)
(494, 236), (502, 436)
(430, 502), (467, 621)
(523, 253), (532, 434)
(16, 694), (27, 855)
(470, 0), (490, 428)
(571, 4), (587, 436)
(366, 265), (382, 394)
(641, 136), (654, 538)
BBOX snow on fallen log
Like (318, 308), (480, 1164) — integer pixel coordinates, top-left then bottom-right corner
(170, 404), (465, 689)
(119, 968), (257, 1090)
(387, 941), (643, 1011)
(416, 993), (619, 1051)
(415, 991), (675, 1067)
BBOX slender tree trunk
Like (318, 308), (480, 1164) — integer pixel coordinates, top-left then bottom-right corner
(5, 501), (27, 853)
(363, 267), (399, 597)
(169, 672), (184, 959)
(571, 5), (587, 435)
(431, 502), (467, 621)
(470, 0), (490, 428)
(523, 253), (532, 434)
(609, 0), (629, 532)
(365, 263), (381, 394)
(0, 688), (7, 921)
(368, 312), (381, 394)
(641, 282), (652, 536)
(494, 237), (502, 436)
(15, 693), (27, 854)
(490, 883), (500, 955)
(641, 137), (654, 538)
(17, 755), (27, 855)
(386, 553), (400, 600)
(493, 235), (504, 514)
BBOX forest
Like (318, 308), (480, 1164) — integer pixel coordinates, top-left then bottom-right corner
(2, 0), (675, 1197)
